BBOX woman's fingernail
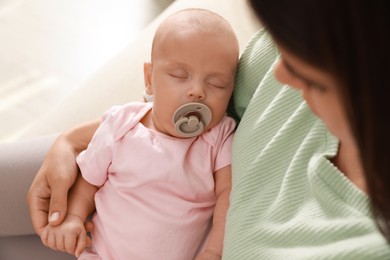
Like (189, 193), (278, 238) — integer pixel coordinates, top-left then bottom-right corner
(49, 212), (60, 222)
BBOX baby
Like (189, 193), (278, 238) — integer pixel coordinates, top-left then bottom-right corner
(40, 8), (239, 260)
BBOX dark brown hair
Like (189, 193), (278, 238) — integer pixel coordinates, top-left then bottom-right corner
(249, 0), (390, 242)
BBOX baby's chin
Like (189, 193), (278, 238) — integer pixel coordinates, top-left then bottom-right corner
(165, 126), (208, 139)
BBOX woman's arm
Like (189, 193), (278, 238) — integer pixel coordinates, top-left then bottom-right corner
(27, 119), (100, 236)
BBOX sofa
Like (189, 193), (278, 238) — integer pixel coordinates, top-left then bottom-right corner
(0, 0), (261, 259)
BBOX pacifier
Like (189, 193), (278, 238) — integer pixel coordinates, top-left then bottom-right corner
(173, 103), (212, 138)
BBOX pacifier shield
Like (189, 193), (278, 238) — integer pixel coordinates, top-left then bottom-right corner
(173, 103), (212, 138)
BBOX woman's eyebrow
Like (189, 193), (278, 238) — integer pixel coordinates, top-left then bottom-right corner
(282, 58), (312, 84)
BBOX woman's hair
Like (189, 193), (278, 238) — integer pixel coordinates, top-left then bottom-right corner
(249, 0), (390, 242)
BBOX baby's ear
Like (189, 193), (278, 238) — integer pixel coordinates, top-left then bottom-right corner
(143, 62), (153, 95)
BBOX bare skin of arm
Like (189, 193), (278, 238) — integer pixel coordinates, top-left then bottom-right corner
(27, 119), (100, 235)
(196, 165), (232, 260)
(40, 174), (98, 257)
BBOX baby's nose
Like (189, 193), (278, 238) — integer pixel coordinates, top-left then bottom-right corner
(187, 84), (205, 100)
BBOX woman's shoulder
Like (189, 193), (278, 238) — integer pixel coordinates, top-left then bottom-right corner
(228, 29), (279, 122)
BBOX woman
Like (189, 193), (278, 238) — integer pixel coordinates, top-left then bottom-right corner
(251, 0), (390, 240)
(28, 0), (390, 258)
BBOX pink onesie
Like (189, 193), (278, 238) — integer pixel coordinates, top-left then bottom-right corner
(76, 102), (235, 260)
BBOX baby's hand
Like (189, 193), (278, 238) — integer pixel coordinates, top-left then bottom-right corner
(195, 250), (222, 260)
(40, 214), (89, 257)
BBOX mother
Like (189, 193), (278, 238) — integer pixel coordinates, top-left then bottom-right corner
(28, 0), (390, 258)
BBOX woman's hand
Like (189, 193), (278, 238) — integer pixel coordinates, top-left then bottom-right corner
(27, 120), (100, 235)
(27, 135), (79, 235)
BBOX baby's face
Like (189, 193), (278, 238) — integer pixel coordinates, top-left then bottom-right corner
(145, 26), (238, 137)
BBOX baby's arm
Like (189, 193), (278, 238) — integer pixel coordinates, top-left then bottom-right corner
(40, 174), (98, 257)
(197, 165), (232, 260)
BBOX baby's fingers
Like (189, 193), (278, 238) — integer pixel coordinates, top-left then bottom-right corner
(75, 231), (87, 257)
(40, 227), (49, 247)
(54, 232), (65, 252)
(64, 232), (78, 256)
(41, 227), (57, 250)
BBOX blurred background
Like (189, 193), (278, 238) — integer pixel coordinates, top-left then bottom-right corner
(0, 0), (174, 142)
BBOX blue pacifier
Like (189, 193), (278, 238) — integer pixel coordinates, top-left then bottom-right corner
(173, 103), (212, 138)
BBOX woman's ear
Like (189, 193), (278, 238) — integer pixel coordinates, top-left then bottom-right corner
(143, 62), (153, 95)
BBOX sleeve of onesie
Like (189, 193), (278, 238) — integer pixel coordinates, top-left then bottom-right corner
(76, 107), (120, 187)
(213, 116), (236, 172)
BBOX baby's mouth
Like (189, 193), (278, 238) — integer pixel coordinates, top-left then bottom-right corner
(172, 103), (212, 138)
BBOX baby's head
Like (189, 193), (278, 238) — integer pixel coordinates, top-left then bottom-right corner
(144, 8), (239, 137)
